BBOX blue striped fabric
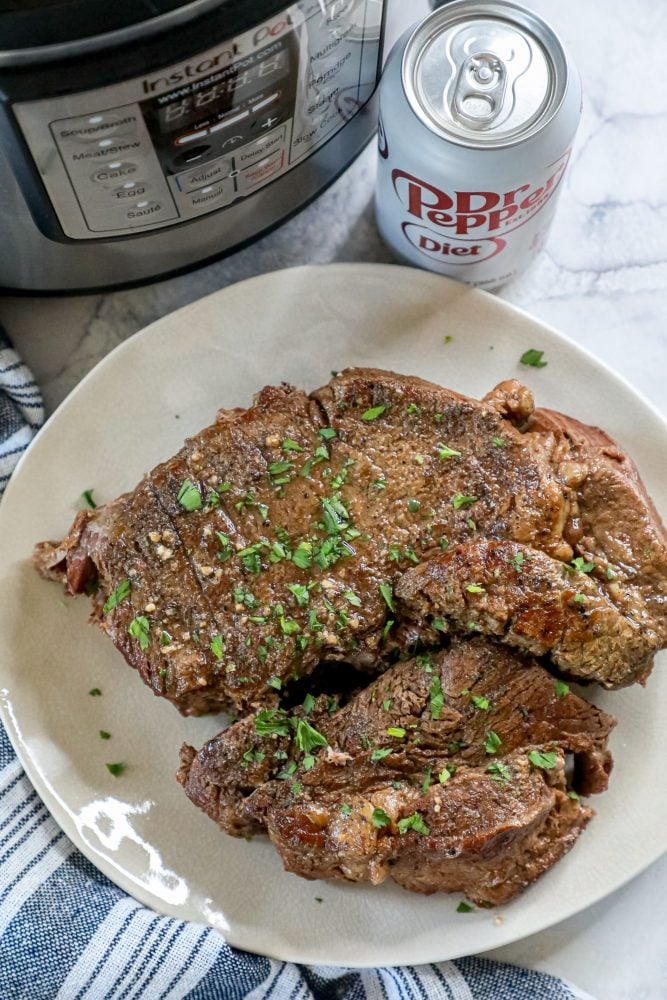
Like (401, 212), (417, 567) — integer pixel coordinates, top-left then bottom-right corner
(0, 329), (44, 496)
(0, 337), (595, 999)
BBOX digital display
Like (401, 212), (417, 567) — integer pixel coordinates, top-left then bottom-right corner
(156, 50), (290, 132)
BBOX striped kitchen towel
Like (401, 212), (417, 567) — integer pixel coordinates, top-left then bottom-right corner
(0, 725), (596, 999)
(0, 329), (44, 497)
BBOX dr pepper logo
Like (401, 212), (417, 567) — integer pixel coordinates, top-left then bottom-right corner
(391, 156), (569, 262)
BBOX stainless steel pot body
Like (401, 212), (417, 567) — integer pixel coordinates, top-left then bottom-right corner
(0, 0), (427, 291)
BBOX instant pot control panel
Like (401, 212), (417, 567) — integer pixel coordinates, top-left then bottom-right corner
(12, 1), (384, 240)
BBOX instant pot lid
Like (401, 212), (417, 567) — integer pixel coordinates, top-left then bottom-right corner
(0, 0), (289, 52)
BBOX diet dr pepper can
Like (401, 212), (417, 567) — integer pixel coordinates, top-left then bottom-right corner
(375, 1), (582, 288)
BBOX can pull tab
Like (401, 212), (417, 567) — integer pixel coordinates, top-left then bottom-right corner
(452, 52), (507, 128)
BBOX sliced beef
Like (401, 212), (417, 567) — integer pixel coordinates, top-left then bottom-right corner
(178, 640), (613, 902)
(35, 369), (667, 714)
(395, 539), (658, 688)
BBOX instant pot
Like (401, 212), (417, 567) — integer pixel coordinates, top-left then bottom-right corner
(0, 0), (426, 291)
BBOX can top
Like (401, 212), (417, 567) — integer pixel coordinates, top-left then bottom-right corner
(402, 0), (569, 149)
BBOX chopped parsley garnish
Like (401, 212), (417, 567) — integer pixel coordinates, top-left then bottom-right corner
(438, 767), (452, 784)
(302, 755), (315, 771)
(371, 807), (391, 828)
(267, 460), (294, 486)
(456, 901), (474, 913)
(606, 567), (615, 580)
(568, 790), (580, 801)
(340, 803), (352, 816)
(371, 747), (393, 762)
(407, 499), (421, 513)
(103, 579), (131, 614)
(105, 762), (126, 777)
(287, 583), (310, 607)
(321, 495), (350, 534)
(512, 551), (525, 572)
(291, 781), (302, 795)
(215, 531), (234, 562)
(397, 812), (429, 836)
(343, 589), (362, 607)
(421, 767), (432, 794)
(466, 583), (485, 594)
(452, 494), (478, 510)
(278, 762), (297, 779)
(484, 731), (502, 755)
(379, 582), (395, 612)
(382, 699), (392, 712)
(387, 727), (406, 739)
(416, 653), (433, 673)
(571, 556), (596, 573)
(406, 402), (420, 416)
(471, 695), (491, 712)
(467, 518), (476, 532)
(302, 693), (316, 715)
(281, 438), (303, 452)
(294, 718), (328, 754)
(444, 335), (453, 344)
(267, 676), (282, 690)
(520, 348), (548, 368)
(430, 676), (444, 720)
(159, 630), (172, 647)
(527, 749), (559, 770)
(372, 478), (387, 490)
(242, 748), (266, 764)
(573, 593), (587, 604)
(177, 478), (202, 512)
(99, 730), (111, 740)
(210, 634), (224, 659)
(88, 688), (102, 697)
(292, 540), (313, 569)
(438, 444), (462, 459)
(432, 617), (447, 633)
(128, 616), (150, 651)
(554, 680), (570, 699)
(492, 436), (505, 447)
(362, 404), (388, 422)
(255, 708), (291, 738)
(81, 489), (97, 509)
(438, 536), (449, 551)
(486, 760), (511, 783)
(280, 615), (300, 636)
(382, 619), (395, 641)
(319, 427), (337, 440)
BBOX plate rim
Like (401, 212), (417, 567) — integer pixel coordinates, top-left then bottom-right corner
(1, 262), (667, 967)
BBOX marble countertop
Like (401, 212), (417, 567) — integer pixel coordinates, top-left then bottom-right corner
(1, 0), (665, 996)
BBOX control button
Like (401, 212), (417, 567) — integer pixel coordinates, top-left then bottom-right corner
(113, 180), (148, 200)
(236, 148), (284, 194)
(175, 129), (209, 146)
(251, 92), (280, 114)
(124, 200), (168, 224)
(91, 161), (139, 186)
(209, 110), (250, 134)
(235, 125), (286, 168)
(174, 145), (212, 168)
(186, 179), (234, 211)
(249, 107), (287, 135)
(54, 111), (139, 144)
(175, 157), (232, 193)
(222, 134), (245, 149)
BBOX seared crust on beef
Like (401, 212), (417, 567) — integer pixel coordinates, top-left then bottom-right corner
(178, 640), (610, 903)
(34, 369), (667, 713)
(395, 539), (658, 688)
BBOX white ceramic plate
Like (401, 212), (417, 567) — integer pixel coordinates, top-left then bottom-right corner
(1, 264), (666, 967)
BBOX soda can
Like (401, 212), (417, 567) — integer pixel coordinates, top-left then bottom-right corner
(375, 1), (582, 288)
